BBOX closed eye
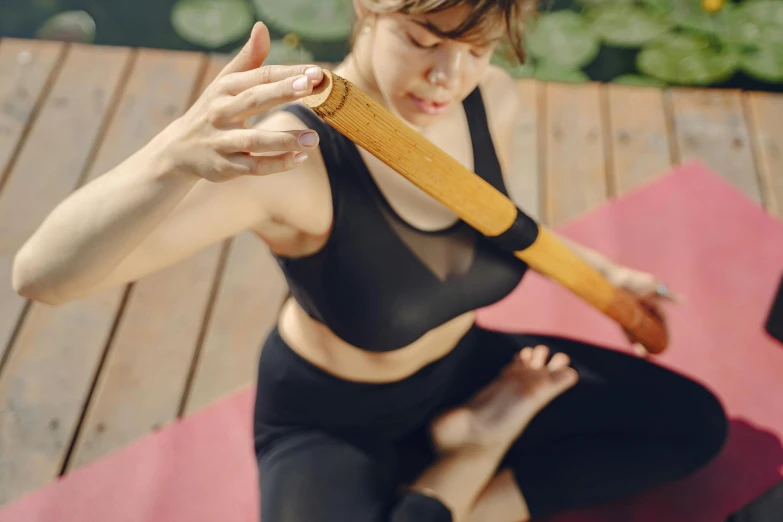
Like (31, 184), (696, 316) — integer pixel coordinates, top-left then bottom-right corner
(407, 33), (439, 49)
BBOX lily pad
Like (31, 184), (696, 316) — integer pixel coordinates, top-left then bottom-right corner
(491, 47), (535, 78)
(36, 10), (96, 43)
(611, 74), (667, 87)
(573, 0), (635, 6)
(729, 1), (783, 47)
(587, 5), (674, 48)
(739, 42), (783, 82)
(252, 0), (354, 41)
(642, 0), (675, 17)
(533, 62), (589, 83)
(525, 11), (601, 70)
(662, 0), (774, 48)
(171, 0), (254, 49)
(264, 39), (315, 65)
(665, 0), (735, 35)
(637, 33), (738, 85)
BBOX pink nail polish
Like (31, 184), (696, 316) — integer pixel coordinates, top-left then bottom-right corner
(292, 76), (309, 92)
(305, 67), (321, 80)
(295, 152), (309, 164)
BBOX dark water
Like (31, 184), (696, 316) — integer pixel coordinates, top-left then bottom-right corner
(0, 0), (351, 61)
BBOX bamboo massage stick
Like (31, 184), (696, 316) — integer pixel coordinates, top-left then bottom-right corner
(301, 71), (668, 354)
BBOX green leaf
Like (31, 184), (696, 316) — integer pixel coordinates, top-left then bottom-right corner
(573, 0), (635, 7)
(252, 0), (354, 41)
(533, 62), (590, 83)
(665, 0), (735, 35)
(525, 11), (600, 70)
(264, 39), (315, 65)
(728, 1), (783, 47)
(611, 74), (667, 86)
(171, 0), (254, 49)
(491, 46), (535, 78)
(36, 10), (96, 43)
(739, 42), (783, 83)
(662, 0), (783, 49)
(642, 0), (675, 17)
(637, 32), (738, 85)
(587, 5), (674, 48)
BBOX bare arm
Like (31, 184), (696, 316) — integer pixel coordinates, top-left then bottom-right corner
(482, 65), (618, 279)
(12, 23), (324, 305)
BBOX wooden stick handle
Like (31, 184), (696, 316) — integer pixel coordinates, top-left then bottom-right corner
(301, 71), (668, 354)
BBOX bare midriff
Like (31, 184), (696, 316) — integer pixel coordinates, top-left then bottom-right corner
(277, 296), (476, 384)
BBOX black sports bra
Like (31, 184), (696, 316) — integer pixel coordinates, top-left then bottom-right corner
(274, 87), (528, 352)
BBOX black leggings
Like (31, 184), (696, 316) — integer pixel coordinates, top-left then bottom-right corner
(253, 325), (728, 522)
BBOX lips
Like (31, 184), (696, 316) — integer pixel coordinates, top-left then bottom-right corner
(409, 93), (451, 115)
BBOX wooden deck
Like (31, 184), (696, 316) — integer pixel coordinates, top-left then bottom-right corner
(0, 37), (781, 507)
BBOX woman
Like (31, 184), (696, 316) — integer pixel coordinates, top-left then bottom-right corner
(13, 1), (728, 521)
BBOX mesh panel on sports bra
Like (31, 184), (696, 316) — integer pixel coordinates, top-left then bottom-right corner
(372, 191), (477, 282)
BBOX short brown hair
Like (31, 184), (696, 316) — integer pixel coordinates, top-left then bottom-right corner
(354, 0), (536, 64)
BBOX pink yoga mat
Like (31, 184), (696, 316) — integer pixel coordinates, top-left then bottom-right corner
(1, 161), (782, 522)
(478, 162), (783, 521)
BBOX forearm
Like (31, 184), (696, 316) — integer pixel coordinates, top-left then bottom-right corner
(553, 231), (618, 280)
(12, 138), (199, 304)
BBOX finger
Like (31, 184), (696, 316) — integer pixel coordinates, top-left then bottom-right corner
(230, 150), (309, 177)
(218, 64), (324, 96)
(547, 352), (571, 372)
(640, 296), (668, 329)
(530, 345), (549, 369)
(212, 75), (315, 123)
(216, 128), (319, 154)
(632, 343), (649, 358)
(219, 22), (270, 78)
(649, 279), (685, 303)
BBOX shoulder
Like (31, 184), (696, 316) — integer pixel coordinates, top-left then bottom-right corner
(477, 64), (523, 136)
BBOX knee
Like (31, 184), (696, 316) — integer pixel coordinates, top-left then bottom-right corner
(685, 385), (729, 468)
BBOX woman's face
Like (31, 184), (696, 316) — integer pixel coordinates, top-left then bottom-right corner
(360, 5), (503, 126)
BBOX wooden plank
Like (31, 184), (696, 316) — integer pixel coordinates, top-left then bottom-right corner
(195, 53), (231, 97)
(0, 38), (63, 363)
(0, 43), (131, 507)
(605, 84), (673, 195)
(65, 48), (210, 471)
(0, 38), (63, 190)
(183, 52), (287, 414)
(544, 81), (608, 226)
(668, 88), (761, 204)
(745, 91), (783, 219)
(504, 79), (541, 222)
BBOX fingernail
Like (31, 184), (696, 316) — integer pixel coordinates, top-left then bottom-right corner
(305, 67), (321, 80)
(295, 152), (308, 164)
(292, 76), (309, 92)
(299, 132), (317, 146)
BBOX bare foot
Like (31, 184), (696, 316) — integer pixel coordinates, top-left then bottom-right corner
(431, 345), (578, 455)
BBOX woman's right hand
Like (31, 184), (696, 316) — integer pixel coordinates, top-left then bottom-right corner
(157, 21), (323, 183)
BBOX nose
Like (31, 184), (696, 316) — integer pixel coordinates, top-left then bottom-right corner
(429, 48), (464, 89)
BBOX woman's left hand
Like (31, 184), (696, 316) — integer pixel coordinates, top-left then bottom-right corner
(607, 265), (684, 358)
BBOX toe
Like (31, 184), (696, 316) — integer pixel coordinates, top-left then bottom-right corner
(519, 347), (534, 364)
(547, 352), (570, 371)
(551, 366), (579, 389)
(530, 345), (549, 369)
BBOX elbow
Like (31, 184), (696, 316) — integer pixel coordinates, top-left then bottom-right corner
(11, 249), (68, 306)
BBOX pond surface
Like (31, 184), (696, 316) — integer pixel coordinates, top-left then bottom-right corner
(2, 0), (782, 92)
